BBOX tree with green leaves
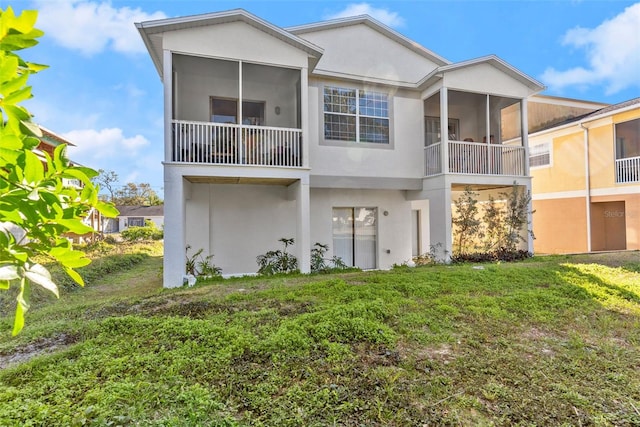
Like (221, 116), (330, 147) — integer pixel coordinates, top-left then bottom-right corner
(0, 7), (118, 335)
(114, 182), (162, 206)
(500, 184), (535, 252)
(452, 186), (482, 255)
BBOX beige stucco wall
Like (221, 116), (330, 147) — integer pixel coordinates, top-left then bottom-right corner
(588, 124), (616, 189)
(530, 104), (640, 254)
(532, 197), (588, 254)
(530, 130), (586, 194)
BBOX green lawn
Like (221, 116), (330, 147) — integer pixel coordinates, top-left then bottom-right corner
(0, 245), (639, 426)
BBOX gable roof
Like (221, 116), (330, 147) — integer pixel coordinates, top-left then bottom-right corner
(116, 205), (164, 217)
(286, 15), (450, 68)
(418, 55), (545, 92)
(136, 9), (324, 78)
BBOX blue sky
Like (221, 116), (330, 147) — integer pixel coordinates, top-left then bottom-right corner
(7, 0), (640, 197)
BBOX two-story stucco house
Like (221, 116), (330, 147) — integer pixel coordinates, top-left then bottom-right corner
(529, 97), (640, 253)
(136, 9), (544, 287)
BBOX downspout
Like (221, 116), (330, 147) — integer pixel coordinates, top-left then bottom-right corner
(580, 122), (592, 252)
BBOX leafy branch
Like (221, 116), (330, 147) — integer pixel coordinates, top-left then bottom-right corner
(0, 7), (118, 335)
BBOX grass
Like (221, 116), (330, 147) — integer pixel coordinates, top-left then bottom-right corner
(0, 245), (638, 426)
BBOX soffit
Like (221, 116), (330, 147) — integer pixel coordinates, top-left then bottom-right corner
(185, 176), (298, 186)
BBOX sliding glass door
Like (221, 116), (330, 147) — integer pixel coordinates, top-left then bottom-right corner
(332, 207), (377, 269)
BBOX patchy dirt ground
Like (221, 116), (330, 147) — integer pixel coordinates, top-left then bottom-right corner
(0, 333), (76, 369)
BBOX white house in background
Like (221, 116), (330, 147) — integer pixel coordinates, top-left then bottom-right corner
(136, 9), (544, 288)
(103, 205), (164, 233)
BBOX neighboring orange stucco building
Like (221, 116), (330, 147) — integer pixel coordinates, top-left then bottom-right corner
(529, 97), (640, 253)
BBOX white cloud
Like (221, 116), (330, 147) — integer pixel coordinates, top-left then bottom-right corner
(65, 128), (150, 162)
(324, 2), (405, 28)
(33, 0), (166, 55)
(541, 2), (640, 95)
(64, 128), (162, 188)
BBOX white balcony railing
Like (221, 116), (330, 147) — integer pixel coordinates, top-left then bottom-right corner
(171, 120), (302, 167)
(424, 140), (526, 177)
(616, 156), (640, 183)
(424, 143), (442, 176)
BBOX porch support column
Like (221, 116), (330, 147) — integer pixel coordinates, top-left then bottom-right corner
(521, 99), (534, 254)
(292, 178), (311, 273)
(486, 95), (491, 174)
(524, 180), (534, 254)
(425, 184), (452, 262)
(440, 88), (449, 173)
(163, 169), (187, 288)
(300, 66), (309, 168)
(163, 49), (173, 161)
(238, 61), (244, 162)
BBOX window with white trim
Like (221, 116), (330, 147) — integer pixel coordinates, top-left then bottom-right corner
(323, 86), (389, 144)
(128, 217), (145, 227)
(529, 142), (551, 168)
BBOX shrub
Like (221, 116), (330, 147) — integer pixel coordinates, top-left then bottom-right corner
(412, 243), (447, 266)
(185, 246), (222, 278)
(451, 248), (532, 263)
(257, 238), (298, 275)
(310, 243), (348, 273)
(120, 220), (163, 242)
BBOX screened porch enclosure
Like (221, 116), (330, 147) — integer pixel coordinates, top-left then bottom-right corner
(424, 90), (527, 177)
(171, 54), (303, 167)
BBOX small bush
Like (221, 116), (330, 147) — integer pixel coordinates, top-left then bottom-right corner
(257, 238), (298, 275)
(185, 246), (222, 278)
(103, 234), (118, 244)
(120, 220), (163, 242)
(451, 248), (532, 263)
(310, 243), (348, 273)
(413, 243), (447, 266)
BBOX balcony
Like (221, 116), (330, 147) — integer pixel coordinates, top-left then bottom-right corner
(616, 156), (640, 183)
(171, 120), (302, 168)
(424, 140), (526, 177)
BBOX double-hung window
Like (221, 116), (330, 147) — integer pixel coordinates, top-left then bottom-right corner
(323, 86), (389, 144)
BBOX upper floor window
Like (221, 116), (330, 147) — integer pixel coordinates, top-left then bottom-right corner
(323, 86), (389, 144)
(615, 118), (640, 160)
(529, 142), (551, 168)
